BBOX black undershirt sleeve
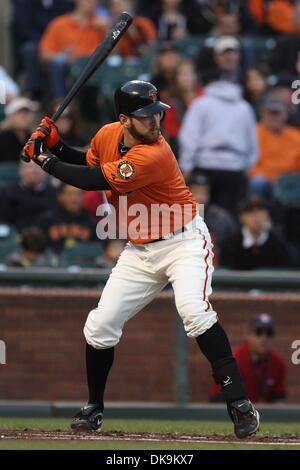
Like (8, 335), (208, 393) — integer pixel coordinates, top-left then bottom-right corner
(51, 140), (87, 165)
(45, 158), (112, 191)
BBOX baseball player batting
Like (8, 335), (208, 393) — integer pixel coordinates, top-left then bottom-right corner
(22, 80), (259, 438)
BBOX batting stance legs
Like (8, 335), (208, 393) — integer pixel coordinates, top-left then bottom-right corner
(72, 217), (259, 438)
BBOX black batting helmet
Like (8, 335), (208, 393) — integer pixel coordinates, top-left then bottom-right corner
(114, 80), (170, 118)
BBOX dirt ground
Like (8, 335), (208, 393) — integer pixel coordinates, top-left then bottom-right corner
(1, 430), (300, 446)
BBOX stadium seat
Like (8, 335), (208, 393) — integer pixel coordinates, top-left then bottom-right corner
(0, 224), (20, 264)
(0, 240), (19, 263)
(98, 57), (150, 98)
(273, 173), (300, 256)
(71, 56), (149, 97)
(0, 223), (19, 242)
(173, 36), (205, 58)
(0, 163), (19, 189)
(254, 37), (276, 65)
(70, 56), (151, 121)
(59, 241), (104, 268)
(273, 173), (300, 208)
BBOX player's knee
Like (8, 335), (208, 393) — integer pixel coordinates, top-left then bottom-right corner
(84, 309), (122, 349)
(176, 300), (218, 337)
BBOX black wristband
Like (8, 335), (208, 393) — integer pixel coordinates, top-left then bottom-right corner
(39, 155), (60, 174)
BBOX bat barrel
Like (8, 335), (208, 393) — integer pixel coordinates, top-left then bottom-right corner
(51, 11), (133, 122)
(20, 11), (133, 161)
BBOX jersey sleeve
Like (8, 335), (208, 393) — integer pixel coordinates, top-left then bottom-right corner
(86, 135), (99, 167)
(102, 145), (163, 193)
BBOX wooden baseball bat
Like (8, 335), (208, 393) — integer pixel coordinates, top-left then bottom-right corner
(21, 11), (133, 162)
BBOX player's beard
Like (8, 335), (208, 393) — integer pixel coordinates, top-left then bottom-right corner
(128, 120), (160, 144)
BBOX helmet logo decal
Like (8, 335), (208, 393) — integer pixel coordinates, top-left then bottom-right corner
(117, 160), (135, 180)
(149, 89), (157, 102)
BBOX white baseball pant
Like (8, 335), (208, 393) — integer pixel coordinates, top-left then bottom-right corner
(84, 215), (218, 349)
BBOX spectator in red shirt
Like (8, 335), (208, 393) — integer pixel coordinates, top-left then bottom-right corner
(211, 313), (286, 403)
(109, 0), (157, 58)
(82, 190), (107, 221)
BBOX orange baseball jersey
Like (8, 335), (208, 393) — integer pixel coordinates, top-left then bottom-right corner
(250, 123), (300, 181)
(86, 122), (197, 243)
(248, 0), (296, 34)
(39, 14), (106, 59)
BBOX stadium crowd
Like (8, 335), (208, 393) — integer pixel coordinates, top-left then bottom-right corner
(0, 0), (300, 269)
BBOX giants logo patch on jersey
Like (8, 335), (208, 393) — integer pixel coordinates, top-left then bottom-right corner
(117, 160), (135, 179)
(149, 89), (157, 102)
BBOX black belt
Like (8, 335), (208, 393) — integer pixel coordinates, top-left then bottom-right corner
(146, 225), (187, 244)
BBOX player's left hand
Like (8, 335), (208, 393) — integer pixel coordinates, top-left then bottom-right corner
(36, 116), (61, 149)
(21, 116), (61, 162)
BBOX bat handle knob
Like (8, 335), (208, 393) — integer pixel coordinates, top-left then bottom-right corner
(20, 150), (31, 163)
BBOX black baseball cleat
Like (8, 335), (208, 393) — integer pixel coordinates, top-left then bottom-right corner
(229, 399), (260, 439)
(71, 404), (103, 432)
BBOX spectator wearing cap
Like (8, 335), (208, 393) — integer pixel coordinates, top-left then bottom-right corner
(197, 25), (257, 84)
(188, 172), (238, 264)
(213, 36), (242, 84)
(270, 78), (300, 129)
(211, 313), (286, 403)
(249, 93), (300, 201)
(197, 36), (243, 85)
(179, 68), (258, 217)
(220, 198), (289, 270)
(0, 97), (38, 163)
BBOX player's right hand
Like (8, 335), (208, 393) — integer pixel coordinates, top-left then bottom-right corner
(21, 116), (61, 162)
(21, 136), (47, 163)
